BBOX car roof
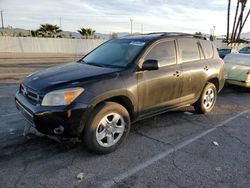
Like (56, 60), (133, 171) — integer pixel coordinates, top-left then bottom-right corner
(120, 32), (208, 42)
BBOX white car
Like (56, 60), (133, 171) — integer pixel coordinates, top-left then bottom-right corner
(224, 53), (250, 88)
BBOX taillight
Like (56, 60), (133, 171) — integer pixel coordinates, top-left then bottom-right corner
(219, 58), (224, 65)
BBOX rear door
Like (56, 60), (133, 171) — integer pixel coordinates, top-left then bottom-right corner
(137, 39), (182, 116)
(177, 38), (208, 103)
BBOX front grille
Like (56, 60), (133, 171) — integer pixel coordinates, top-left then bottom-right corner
(20, 84), (43, 105)
(16, 100), (34, 126)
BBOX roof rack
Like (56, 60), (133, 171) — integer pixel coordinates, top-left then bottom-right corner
(142, 32), (208, 40)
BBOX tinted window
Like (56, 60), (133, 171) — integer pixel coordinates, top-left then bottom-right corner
(218, 49), (231, 53)
(178, 39), (200, 62)
(83, 39), (145, 68)
(239, 47), (250, 54)
(200, 40), (214, 59)
(145, 41), (176, 66)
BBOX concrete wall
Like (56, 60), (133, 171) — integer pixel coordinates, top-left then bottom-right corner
(0, 37), (106, 54)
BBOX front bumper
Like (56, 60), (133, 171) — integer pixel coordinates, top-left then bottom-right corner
(15, 92), (89, 137)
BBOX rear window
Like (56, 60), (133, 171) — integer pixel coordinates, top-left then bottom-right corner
(218, 49), (231, 53)
(239, 47), (250, 53)
(178, 39), (200, 63)
(200, 40), (214, 59)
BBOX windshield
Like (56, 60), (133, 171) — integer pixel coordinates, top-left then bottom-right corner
(82, 39), (146, 68)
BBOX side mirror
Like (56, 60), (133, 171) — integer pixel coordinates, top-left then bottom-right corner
(142, 59), (159, 71)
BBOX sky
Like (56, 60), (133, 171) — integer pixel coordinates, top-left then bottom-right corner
(0, 0), (250, 35)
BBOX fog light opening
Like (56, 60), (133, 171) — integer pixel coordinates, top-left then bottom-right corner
(54, 125), (64, 135)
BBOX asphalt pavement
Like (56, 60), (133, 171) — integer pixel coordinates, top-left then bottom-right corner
(0, 59), (249, 188)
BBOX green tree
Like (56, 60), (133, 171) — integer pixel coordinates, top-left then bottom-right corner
(110, 32), (118, 39)
(77, 28), (96, 38)
(30, 30), (38, 37)
(37, 24), (62, 38)
(194, 32), (202, 36)
(194, 32), (203, 39)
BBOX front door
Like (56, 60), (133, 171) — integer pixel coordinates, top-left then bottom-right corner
(137, 39), (182, 116)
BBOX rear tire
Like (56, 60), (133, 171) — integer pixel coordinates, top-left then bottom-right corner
(83, 102), (130, 154)
(194, 82), (217, 114)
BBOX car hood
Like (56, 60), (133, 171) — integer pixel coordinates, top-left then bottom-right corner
(24, 62), (121, 92)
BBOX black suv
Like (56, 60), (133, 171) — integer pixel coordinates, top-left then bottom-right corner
(15, 33), (225, 154)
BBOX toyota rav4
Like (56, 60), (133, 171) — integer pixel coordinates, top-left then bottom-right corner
(15, 33), (225, 154)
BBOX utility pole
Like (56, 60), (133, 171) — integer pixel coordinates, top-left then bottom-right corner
(1, 10), (4, 29)
(130, 19), (133, 35)
(59, 17), (62, 29)
(226, 0), (231, 42)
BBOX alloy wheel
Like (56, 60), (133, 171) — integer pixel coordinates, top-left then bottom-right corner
(96, 112), (125, 147)
(203, 88), (215, 110)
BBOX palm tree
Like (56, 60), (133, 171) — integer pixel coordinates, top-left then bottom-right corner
(227, 0), (249, 43)
(37, 24), (62, 38)
(231, 0), (240, 41)
(110, 32), (118, 39)
(236, 0), (249, 40)
(78, 28), (96, 38)
(30, 30), (38, 37)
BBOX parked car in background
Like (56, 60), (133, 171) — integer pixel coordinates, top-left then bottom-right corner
(224, 53), (250, 88)
(239, 46), (250, 54)
(218, 48), (238, 59)
(15, 32), (225, 154)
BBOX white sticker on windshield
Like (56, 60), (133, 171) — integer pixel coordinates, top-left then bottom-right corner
(129, 41), (145, 46)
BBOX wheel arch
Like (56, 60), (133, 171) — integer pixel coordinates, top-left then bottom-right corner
(97, 95), (135, 122)
(207, 77), (219, 92)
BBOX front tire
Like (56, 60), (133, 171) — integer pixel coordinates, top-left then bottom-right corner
(194, 82), (217, 114)
(83, 102), (130, 154)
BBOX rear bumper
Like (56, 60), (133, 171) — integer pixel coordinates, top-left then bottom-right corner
(219, 77), (225, 92)
(226, 79), (250, 88)
(15, 92), (89, 137)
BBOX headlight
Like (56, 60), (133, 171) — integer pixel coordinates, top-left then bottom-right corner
(41, 87), (84, 106)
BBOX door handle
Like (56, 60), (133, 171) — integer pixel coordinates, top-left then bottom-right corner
(173, 71), (181, 77)
(204, 66), (209, 71)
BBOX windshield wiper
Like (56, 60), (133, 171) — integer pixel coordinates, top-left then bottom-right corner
(81, 60), (123, 68)
(84, 62), (105, 67)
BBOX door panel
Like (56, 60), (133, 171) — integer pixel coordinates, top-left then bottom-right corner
(177, 38), (208, 103)
(137, 64), (182, 115)
(137, 40), (182, 116)
(180, 60), (208, 103)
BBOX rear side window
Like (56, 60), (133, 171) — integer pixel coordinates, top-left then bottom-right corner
(200, 40), (214, 59)
(145, 41), (176, 66)
(178, 39), (200, 62)
(239, 47), (250, 53)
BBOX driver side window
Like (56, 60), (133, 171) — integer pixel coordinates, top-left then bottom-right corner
(145, 41), (177, 67)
